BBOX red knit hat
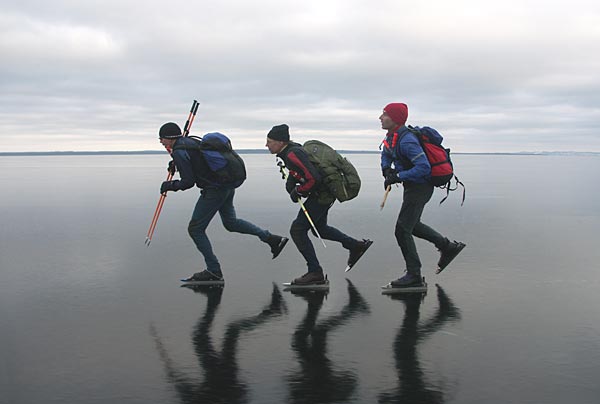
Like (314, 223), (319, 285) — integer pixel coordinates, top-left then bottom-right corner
(383, 103), (408, 125)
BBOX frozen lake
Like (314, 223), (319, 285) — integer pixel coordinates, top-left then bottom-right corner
(1, 153), (599, 404)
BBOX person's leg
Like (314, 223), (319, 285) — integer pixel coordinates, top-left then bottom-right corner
(394, 183), (434, 276)
(218, 188), (289, 258)
(218, 188), (270, 240)
(310, 199), (360, 249)
(188, 188), (226, 274)
(408, 187), (466, 273)
(307, 198), (373, 270)
(290, 198), (327, 273)
(412, 222), (448, 250)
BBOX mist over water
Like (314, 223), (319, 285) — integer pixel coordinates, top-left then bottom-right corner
(2, 153), (600, 404)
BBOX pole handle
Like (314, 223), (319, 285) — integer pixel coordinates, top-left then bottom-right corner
(380, 185), (391, 210)
(182, 100), (198, 137)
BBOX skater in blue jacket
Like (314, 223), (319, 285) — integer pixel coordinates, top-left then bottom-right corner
(379, 103), (465, 289)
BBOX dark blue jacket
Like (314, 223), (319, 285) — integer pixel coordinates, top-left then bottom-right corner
(380, 126), (431, 184)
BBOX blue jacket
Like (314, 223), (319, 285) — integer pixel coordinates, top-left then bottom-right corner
(380, 126), (431, 184)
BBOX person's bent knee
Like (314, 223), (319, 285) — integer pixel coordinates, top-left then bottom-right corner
(290, 221), (308, 238)
(394, 221), (412, 240)
(221, 220), (237, 232)
(188, 221), (206, 237)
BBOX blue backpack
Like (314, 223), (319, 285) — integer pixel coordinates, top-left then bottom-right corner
(175, 132), (246, 188)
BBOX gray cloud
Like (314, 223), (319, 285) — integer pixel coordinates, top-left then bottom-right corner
(1, 0), (599, 152)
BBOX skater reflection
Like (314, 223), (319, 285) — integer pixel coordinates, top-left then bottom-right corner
(378, 285), (461, 404)
(287, 279), (370, 404)
(150, 283), (287, 404)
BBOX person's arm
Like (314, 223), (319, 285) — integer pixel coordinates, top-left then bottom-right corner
(286, 149), (320, 195)
(397, 135), (431, 182)
(285, 176), (296, 194)
(381, 147), (393, 175)
(160, 150), (196, 193)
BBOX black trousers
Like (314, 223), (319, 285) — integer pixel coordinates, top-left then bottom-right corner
(290, 196), (359, 273)
(395, 183), (447, 275)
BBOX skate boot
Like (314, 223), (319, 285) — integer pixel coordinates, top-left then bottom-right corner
(390, 272), (423, 288)
(181, 269), (224, 285)
(382, 272), (427, 294)
(292, 271), (326, 286)
(267, 235), (289, 259)
(346, 239), (373, 272)
(436, 240), (466, 274)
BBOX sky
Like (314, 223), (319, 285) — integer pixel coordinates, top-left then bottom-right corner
(1, 0), (599, 153)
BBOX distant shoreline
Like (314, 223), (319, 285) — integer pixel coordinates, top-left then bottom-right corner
(0, 150), (598, 157)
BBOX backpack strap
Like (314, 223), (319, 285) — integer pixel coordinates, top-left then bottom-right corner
(382, 132), (399, 150)
(438, 175), (466, 206)
(381, 125), (409, 151)
(172, 136), (203, 151)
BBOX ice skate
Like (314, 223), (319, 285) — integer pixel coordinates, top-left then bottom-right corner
(436, 240), (466, 274)
(283, 271), (329, 290)
(345, 239), (373, 272)
(180, 269), (224, 286)
(382, 272), (427, 294)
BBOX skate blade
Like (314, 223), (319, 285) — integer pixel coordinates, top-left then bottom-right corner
(345, 240), (373, 272)
(272, 237), (289, 259)
(381, 281), (428, 294)
(180, 280), (225, 286)
(283, 280), (330, 290)
(436, 242), (466, 274)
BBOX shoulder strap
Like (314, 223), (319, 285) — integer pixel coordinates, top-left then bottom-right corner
(382, 132), (398, 150)
(173, 136), (202, 151)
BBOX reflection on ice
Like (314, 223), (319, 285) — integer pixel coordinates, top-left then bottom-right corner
(150, 284), (287, 404)
(379, 285), (461, 404)
(286, 279), (370, 404)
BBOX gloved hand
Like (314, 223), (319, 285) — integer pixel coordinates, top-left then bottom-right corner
(384, 172), (400, 190)
(167, 160), (177, 175)
(285, 179), (296, 194)
(160, 181), (176, 194)
(383, 167), (394, 178)
(290, 187), (303, 203)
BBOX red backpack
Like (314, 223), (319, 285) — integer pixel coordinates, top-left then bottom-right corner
(407, 126), (465, 205)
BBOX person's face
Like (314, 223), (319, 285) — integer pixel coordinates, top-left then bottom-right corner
(379, 111), (397, 132)
(266, 137), (285, 154)
(159, 137), (176, 149)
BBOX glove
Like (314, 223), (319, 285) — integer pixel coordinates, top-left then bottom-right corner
(167, 160), (177, 175)
(290, 187), (302, 203)
(160, 181), (176, 194)
(285, 179), (296, 194)
(384, 172), (400, 190)
(383, 167), (394, 178)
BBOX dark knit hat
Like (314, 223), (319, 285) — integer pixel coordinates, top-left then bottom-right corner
(267, 124), (290, 142)
(383, 103), (408, 125)
(159, 122), (182, 139)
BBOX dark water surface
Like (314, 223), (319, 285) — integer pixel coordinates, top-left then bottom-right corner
(1, 154), (599, 404)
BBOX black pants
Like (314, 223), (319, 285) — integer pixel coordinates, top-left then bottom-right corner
(290, 196), (359, 273)
(395, 183), (447, 275)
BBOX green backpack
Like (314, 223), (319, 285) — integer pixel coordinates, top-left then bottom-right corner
(302, 140), (361, 202)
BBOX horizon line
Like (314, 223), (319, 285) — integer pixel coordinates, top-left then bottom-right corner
(1, 150), (599, 157)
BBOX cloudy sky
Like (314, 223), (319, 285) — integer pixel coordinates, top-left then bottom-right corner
(1, 0), (599, 152)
